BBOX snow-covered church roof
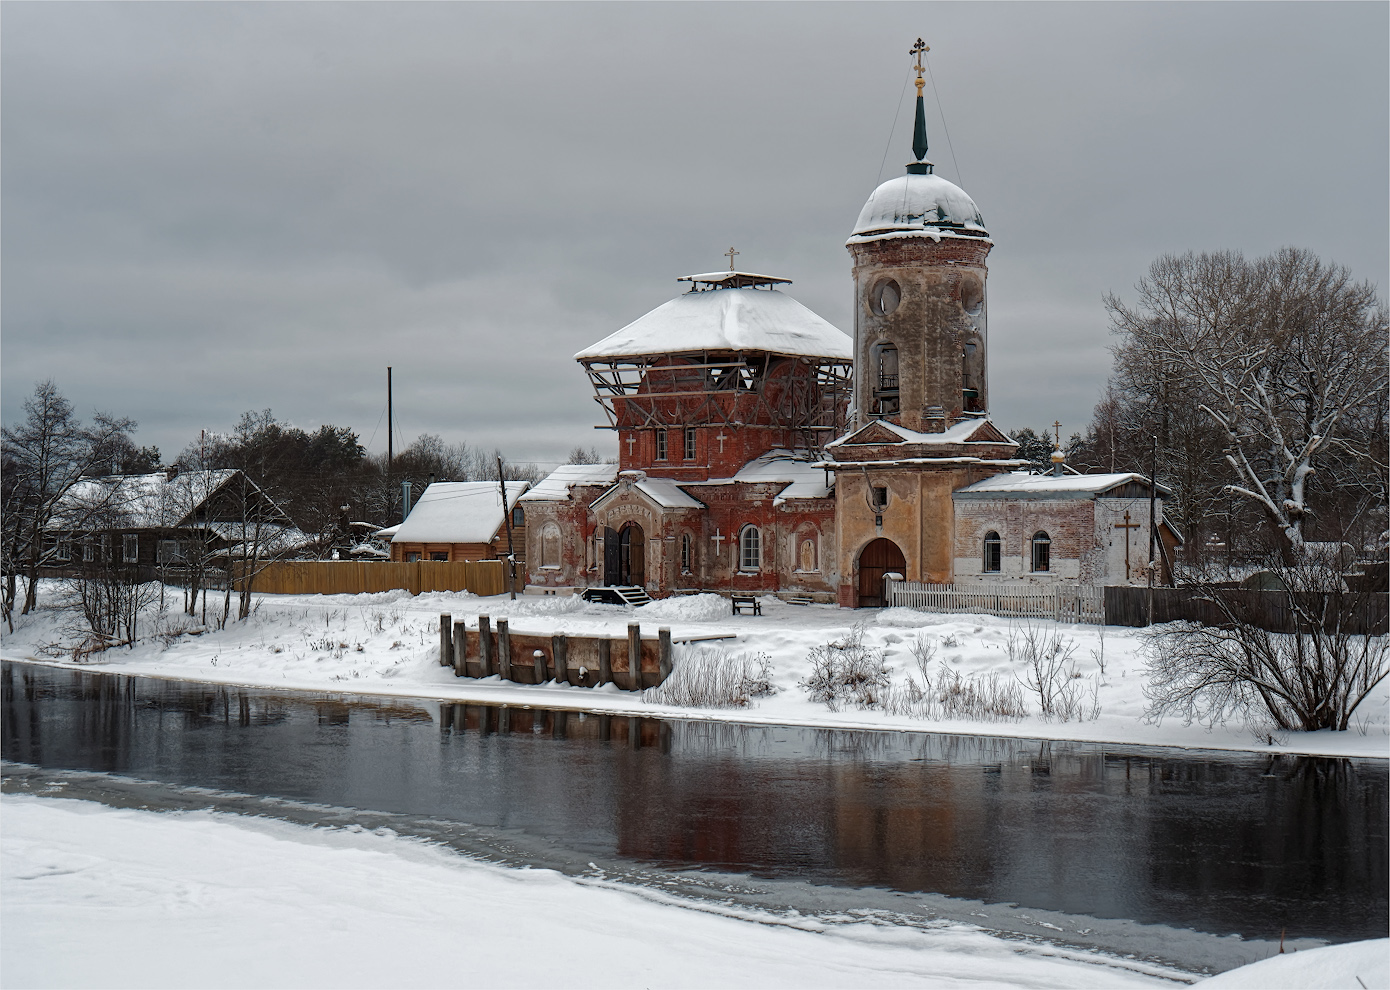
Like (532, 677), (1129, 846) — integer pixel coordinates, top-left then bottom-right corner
(574, 282), (852, 362)
(848, 171), (988, 244)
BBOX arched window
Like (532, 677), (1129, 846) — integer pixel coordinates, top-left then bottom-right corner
(1031, 531), (1051, 573)
(983, 531), (1001, 573)
(739, 526), (760, 572)
(540, 523), (562, 568)
(680, 532), (693, 573)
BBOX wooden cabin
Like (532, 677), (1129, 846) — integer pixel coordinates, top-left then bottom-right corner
(390, 481), (529, 563)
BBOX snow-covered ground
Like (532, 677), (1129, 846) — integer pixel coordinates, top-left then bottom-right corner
(2, 794), (1338, 990)
(3, 584), (1386, 758)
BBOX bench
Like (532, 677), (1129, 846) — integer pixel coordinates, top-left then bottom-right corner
(731, 594), (762, 616)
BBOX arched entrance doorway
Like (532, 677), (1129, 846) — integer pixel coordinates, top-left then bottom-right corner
(857, 538), (906, 607)
(618, 522), (645, 587)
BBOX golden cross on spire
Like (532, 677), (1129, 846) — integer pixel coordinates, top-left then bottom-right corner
(725, 246), (739, 271)
(910, 38), (929, 96)
(1052, 420), (1063, 448)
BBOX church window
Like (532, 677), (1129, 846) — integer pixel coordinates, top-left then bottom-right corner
(877, 346), (899, 391)
(1031, 532), (1051, 573)
(540, 523), (562, 568)
(655, 429), (668, 460)
(868, 277), (901, 317)
(983, 531), (1001, 573)
(798, 536), (817, 572)
(684, 427), (697, 460)
(959, 273), (984, 315)
(872, 487), (888, 509)
(512, 506), (525, 527)
(739, 526), (761, 572)
(680, 532), (692, 572)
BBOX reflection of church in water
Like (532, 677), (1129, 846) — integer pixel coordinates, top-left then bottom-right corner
(521, 48), (1175, 606)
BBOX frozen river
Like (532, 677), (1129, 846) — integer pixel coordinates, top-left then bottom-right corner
(3, 660), (1385, 971)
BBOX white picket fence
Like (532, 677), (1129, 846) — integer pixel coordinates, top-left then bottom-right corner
(885, 579), (1104, 624)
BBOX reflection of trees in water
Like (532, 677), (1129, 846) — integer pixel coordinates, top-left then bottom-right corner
(667, 720), (774, 759)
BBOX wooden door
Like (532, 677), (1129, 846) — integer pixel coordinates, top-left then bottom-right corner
(857, 538), (906, 607)
(603, 527), (619, 586)
(619, 523), (645, 586)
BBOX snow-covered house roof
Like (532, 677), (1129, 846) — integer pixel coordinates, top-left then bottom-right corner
(575, 286), (851, 362)
(848, 171), (988, 245)
(392, 481), (528, 545)
(520, 463), (620, 502)
(954, 472), (1173, 499)
(48, 470), (285, 530)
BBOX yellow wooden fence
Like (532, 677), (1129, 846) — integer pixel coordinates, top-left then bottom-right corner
(240, 560), (507, 598)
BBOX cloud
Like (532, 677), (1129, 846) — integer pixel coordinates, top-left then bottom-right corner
(4, 2), (1386, 465)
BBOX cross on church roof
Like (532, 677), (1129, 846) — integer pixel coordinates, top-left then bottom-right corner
(724, 247), (739, 271)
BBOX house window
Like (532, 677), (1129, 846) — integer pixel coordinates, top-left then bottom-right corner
(512, 506), (525, 527)
(430, 552), (449, 561)
(83, 540), (95, 562)
(541, 523), (562, 568)
(684, 427), (697, 460)
(54, 538), (71, 562)
(983, 531), (1001, 573)
(655, 429), (668, 460)
(739, 526), (760, 572)
(405, 552), (421, 563)
(122, 534), (139, 563)
(158, 540), (184, 565)
(680, 532), (692, 572)
(1031, 532), (1051, 573)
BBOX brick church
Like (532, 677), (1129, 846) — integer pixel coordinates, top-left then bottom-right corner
(520, 48), (1177, 606)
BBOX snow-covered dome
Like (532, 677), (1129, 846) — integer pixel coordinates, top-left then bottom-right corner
(849, 170), (987, 242)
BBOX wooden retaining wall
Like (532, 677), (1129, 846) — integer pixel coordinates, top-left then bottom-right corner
(242, 560), (506, 597)
(437, 614), (674, 691)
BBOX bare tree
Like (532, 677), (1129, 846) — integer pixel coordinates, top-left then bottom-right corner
(1106, 249), (1387, 561)
(1, 381), (135, 628)
(1144, 554), (1389, 732)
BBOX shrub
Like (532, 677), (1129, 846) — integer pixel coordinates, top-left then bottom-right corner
(801, 625), (891, 711)
(644, 647), (774, 709)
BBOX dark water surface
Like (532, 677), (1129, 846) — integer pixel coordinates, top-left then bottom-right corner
(3, 660), (1385, 951)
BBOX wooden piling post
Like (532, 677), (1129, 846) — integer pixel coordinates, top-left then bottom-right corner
(658, 627), (672, 682)
(453, 620), (467, 677)
(496, 619), (511, 680)
(599, 713), (611, 742)
(499, 706), (511, 734)
(533, 649), (547, 684)
(628, 715), (641, 750)
(598, 639), (611, 685)
(439, 614), (452, 666)
(552, 634), (569, 685)
(478, 616), (492, 676)
(627, 622), (641, 691)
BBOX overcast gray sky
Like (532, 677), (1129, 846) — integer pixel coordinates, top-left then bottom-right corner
(4, 2), (1386, 468)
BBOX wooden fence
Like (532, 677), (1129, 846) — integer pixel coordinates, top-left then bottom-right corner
(240, 560), (507, 598)
(1104, 586), (1389, 635)
(885, 580), (1104, 624)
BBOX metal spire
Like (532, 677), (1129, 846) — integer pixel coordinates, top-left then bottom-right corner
(910, 38), (929, 162)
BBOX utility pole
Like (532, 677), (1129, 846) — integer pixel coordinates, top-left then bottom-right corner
(402, 479), (412, 525)
(1148, 433), (1158, 626)
(497, 456), (516, 601)
(387, 366), (394, 522)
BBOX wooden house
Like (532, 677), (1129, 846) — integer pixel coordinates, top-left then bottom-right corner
(390, 481), (529, 563)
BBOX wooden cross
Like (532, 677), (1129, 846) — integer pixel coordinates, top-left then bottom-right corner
(1052, 420), (1063, 448)
(724, 247), (739, 271)
(1115, 510), (1141, 577)
(716, 431), (729, 453)
(710, 529), (725, 555)
(625, 435), (637, 456)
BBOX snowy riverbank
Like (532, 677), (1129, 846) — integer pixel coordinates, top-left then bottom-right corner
(4, 796), (1384, 990)
(3, 585), (1387, 759)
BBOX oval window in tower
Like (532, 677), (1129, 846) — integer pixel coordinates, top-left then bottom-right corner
(959, 273), (984, 316)
(868, 278), (901, 317)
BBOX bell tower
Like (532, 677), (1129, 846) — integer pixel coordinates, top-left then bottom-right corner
(847, 38), (991, 434)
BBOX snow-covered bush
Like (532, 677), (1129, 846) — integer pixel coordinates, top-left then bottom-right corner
(882, 637), (1027, 722)
(801, 626), (891, 711)
(1008, 621), (1096, 721)
(643, 647), (774, 709)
